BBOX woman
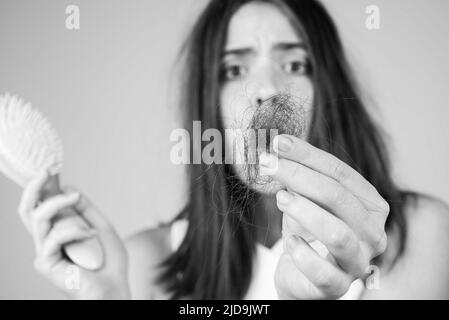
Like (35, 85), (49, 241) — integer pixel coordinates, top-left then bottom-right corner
(19, 0), (449, 299)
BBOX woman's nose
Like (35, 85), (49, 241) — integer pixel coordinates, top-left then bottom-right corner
(251, 73), (279, 106)
(253, 87), (277, 106)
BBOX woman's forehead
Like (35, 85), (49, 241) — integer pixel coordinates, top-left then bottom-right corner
(225, 2), (302, 51)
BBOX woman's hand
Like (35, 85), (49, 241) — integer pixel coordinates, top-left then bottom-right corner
(17, 170), (130, 299)
(260, 134), (389, 299)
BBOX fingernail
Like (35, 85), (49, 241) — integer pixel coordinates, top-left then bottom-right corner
(276, 190), (294, 205)
(259, 153), (279, 176)
(286, 234), (301, 253)
(274, 135), (293, 153)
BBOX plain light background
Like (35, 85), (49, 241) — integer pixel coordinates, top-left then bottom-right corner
(0, 0), (448, 299)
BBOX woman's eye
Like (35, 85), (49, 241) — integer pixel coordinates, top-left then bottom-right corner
(282, 61), (309, 75)
(221, 65), (247, 81)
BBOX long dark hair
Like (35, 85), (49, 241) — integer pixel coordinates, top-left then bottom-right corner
(158, 0), (416, 299)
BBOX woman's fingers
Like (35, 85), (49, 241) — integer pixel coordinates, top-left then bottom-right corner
(272, 134), (389, 214)
(35, 225), (96, 273)
(277, 190), (369, 278)
(63, 186), (127, 268)
(275, 252), (321, 299)
(63, 185), (112, 231)
(262, 153), (387, 256)
(282, 214), (339, 265)
(281, 212), (314, 242)
(18, 170), (50, 230)
(285, 235), (353, 299)
(275, 245), (351, 300)
(30, 193), (81, 251)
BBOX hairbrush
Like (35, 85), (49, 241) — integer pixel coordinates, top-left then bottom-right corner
(0, 93), (103, 270)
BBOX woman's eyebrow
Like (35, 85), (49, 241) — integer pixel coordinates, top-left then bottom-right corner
(273, 42), (307, 51)
(222, 42), (306, 58)
(222, 47), (254, 58)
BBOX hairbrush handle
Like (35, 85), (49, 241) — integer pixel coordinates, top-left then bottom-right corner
(40, 174), (104, 271)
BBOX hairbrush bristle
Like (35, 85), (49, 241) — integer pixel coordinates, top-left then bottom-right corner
(0, 93), (63, 187)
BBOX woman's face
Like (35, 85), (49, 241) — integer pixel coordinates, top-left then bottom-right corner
(219, 2), (314, 193)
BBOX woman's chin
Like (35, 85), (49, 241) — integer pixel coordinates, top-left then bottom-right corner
(232, 164), (285, 194)
(249, 178), (285, 194)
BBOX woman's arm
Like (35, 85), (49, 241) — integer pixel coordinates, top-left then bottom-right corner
(362, 195), (449, 299)
(18, 172), (130, 300)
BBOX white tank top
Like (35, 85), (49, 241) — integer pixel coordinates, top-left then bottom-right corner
(170, 219), (365, 300)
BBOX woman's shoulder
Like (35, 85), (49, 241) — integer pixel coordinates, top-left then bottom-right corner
(125, 221), (175, 299)
(403, 192), (449, 242)
(368, 193), (449, 298)
(402, 193), (449, 268)
(126, 224), (172, 260)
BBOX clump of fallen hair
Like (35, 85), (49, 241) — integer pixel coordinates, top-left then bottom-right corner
(242, 92), (309, 187)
